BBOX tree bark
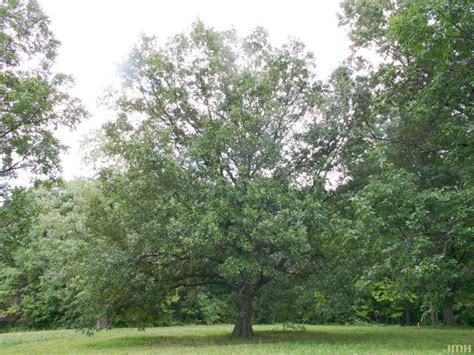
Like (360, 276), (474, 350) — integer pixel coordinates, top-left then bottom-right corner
(232, 283), (254, 337)
(443, 295), (457, 326)
(431, 307), (439, 325)
(405, 304), (410, 326)
(96, 318), (108, 329)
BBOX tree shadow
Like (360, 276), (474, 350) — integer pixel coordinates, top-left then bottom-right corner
(83, 328), (444, 350)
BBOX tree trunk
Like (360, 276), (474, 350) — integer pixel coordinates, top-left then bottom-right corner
(443, 295), (457, 326)
(431, 307), (438, 325)
(96, 318), (108, 329)
(232, 283), (253, 337)
(405, 304), (410, 326)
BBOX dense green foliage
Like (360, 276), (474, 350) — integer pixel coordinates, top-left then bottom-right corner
(336, 0), (473, 326)
(0, 0), (86, 194)
(0, 0), (472, 336)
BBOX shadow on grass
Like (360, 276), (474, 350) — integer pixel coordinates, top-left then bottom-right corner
(83, 329), (445, 350)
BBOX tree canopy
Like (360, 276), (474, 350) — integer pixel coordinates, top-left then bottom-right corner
(89, 22), (335, 336)
(0, 0), (86, 195)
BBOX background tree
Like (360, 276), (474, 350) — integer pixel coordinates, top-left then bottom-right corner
(0, 0), (86, 195)
(0, 180), (95, 328)
(337, 0), (474, 326)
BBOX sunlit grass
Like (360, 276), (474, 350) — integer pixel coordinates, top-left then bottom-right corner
(0, 324), (472, 354)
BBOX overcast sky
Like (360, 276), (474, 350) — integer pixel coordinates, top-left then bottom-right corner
(38, 0), (351, 180)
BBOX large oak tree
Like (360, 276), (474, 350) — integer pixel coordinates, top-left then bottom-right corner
(89, 22), (331, 336)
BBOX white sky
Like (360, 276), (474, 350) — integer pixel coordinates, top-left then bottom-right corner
(38, 0), (351, 180)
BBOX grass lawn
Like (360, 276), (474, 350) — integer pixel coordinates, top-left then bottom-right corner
(0, 324), (472, 354)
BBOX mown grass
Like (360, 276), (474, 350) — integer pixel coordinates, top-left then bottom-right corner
(0, 324), (472, 354)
